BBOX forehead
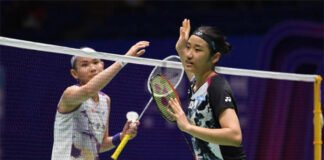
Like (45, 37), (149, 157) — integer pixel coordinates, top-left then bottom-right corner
(76, 57), (100, 63)
(188, 35), (208, 47)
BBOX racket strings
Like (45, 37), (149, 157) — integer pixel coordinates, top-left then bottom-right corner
(150, 75), (179, 122)
(149, 57), (183, 89)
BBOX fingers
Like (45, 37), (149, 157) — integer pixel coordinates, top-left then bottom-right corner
(179, 27), (184, 38)
(128, 121), (139, 138)
(180, 19), (190, 38)
(167, 108), (176, 119)
(126, 120), (133, 126)
(128, 127), (137, 136)
(167, 98), (184, 122)
(134, 41), (150, 49)
(136, 49), (146, 56)
(136, 41), (150, 45)
(168, 97), (181, 113)
(122, 120), (131, 131)
(183, 19), (190, 39)
(177, 19), (190, 43)
(125, 41), (150, 57)
(182, 19), (187, 30)
(134, 120), (140, 126)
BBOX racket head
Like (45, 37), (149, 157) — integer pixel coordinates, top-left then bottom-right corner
(147, 55), (184, 94)
(149, 74), (181, 122)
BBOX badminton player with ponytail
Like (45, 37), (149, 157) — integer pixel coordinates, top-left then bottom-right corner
(51, 41), (149, 160)
(167, 19), (246, 160)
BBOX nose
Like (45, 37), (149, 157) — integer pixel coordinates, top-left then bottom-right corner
(186, 49), (193, 59)
(89, 64), (97, 73)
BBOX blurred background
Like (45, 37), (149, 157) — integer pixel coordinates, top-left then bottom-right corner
(0, 0), (323, 160)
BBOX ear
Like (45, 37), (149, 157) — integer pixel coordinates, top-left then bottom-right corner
(97, 61), (104, 71)
(211, 52), (221, 64)
(70, 69), (78, 80)
(100, 61), (104, 68)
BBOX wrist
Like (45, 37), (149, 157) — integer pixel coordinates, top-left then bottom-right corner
(183, 124), (193, 134)
(117, 61), (127, 68)
(176, 47), (185, 54)
(112, 132), (121, 146)
(120, 132), (125, 140)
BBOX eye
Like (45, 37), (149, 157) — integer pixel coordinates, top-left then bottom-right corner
(195, 48), (202, 52)
(81, 63), (88, 67)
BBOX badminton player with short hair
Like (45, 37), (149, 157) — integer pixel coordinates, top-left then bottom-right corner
(51, 41), (149, 160)
(167, 19), (246, 160)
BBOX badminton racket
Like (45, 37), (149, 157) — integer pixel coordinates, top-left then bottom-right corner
(149, 74), (197, 160)
(111, 55), (184, 160)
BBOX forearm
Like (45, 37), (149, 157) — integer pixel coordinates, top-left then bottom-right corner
(185, 125), (242, 147)
(83, 62), (123, 97)
(99, 136), (116, 153)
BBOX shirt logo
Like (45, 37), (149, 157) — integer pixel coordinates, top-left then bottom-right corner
(225, 97), (231, 102)
(196, 96), (206, 102)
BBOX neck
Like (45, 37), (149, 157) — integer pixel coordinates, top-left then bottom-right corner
(194, 70), (215, 90)
(92, 94), (99, 103)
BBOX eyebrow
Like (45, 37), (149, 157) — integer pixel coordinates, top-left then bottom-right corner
(187, 42), (203, 48)
(79, 60), (89, 63)
(80, 59), (100, 62)
(194, 44), (203, 48)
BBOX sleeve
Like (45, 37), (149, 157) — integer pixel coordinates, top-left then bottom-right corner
(207, 78), (236, 118)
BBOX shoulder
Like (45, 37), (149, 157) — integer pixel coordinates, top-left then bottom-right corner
(208, 75), (231, 93)
(99, 91), (111, 103)
(63, 85), (81, 96)
(65, 84), (80, 90)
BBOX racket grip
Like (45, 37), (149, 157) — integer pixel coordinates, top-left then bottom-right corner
(111, 134), (132, 160)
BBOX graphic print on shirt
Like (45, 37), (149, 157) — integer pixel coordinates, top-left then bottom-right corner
(71, 98), (107, 160)
(186, 75), (246, 160)
(187, 82), (223, 160)
(51, 91), (109, 160)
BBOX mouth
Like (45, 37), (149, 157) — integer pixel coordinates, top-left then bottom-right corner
(185, 60), (193, 67)
(90, 73), (98, 78)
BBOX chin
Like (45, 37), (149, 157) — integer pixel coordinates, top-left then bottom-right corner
(185, 67), (195, 72)
(185, 66), (192, 71)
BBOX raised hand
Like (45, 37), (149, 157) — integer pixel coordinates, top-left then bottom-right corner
(125, 41), (150, 57)
(175, 19), (191, 53)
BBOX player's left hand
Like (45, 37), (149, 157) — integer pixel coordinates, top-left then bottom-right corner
(125, 41), (150, 57)
(120, 120), (140, 140)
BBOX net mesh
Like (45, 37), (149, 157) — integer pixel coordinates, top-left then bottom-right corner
(147, 55), (184, 92)
(0, 38), (320, 160)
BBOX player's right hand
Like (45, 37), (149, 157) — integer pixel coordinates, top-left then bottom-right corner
(175, 19), (191, 53)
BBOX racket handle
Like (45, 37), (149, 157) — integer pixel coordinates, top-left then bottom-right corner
(111, 134), (132, 160)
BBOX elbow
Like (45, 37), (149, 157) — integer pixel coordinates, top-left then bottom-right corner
(232, 133), (242, 147)
(83, 86), (96, 97)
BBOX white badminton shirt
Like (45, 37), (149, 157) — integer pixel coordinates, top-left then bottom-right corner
(51, 91), (109, 160)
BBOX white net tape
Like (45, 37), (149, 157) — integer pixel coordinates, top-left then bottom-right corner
(0, 36), (318, 82)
